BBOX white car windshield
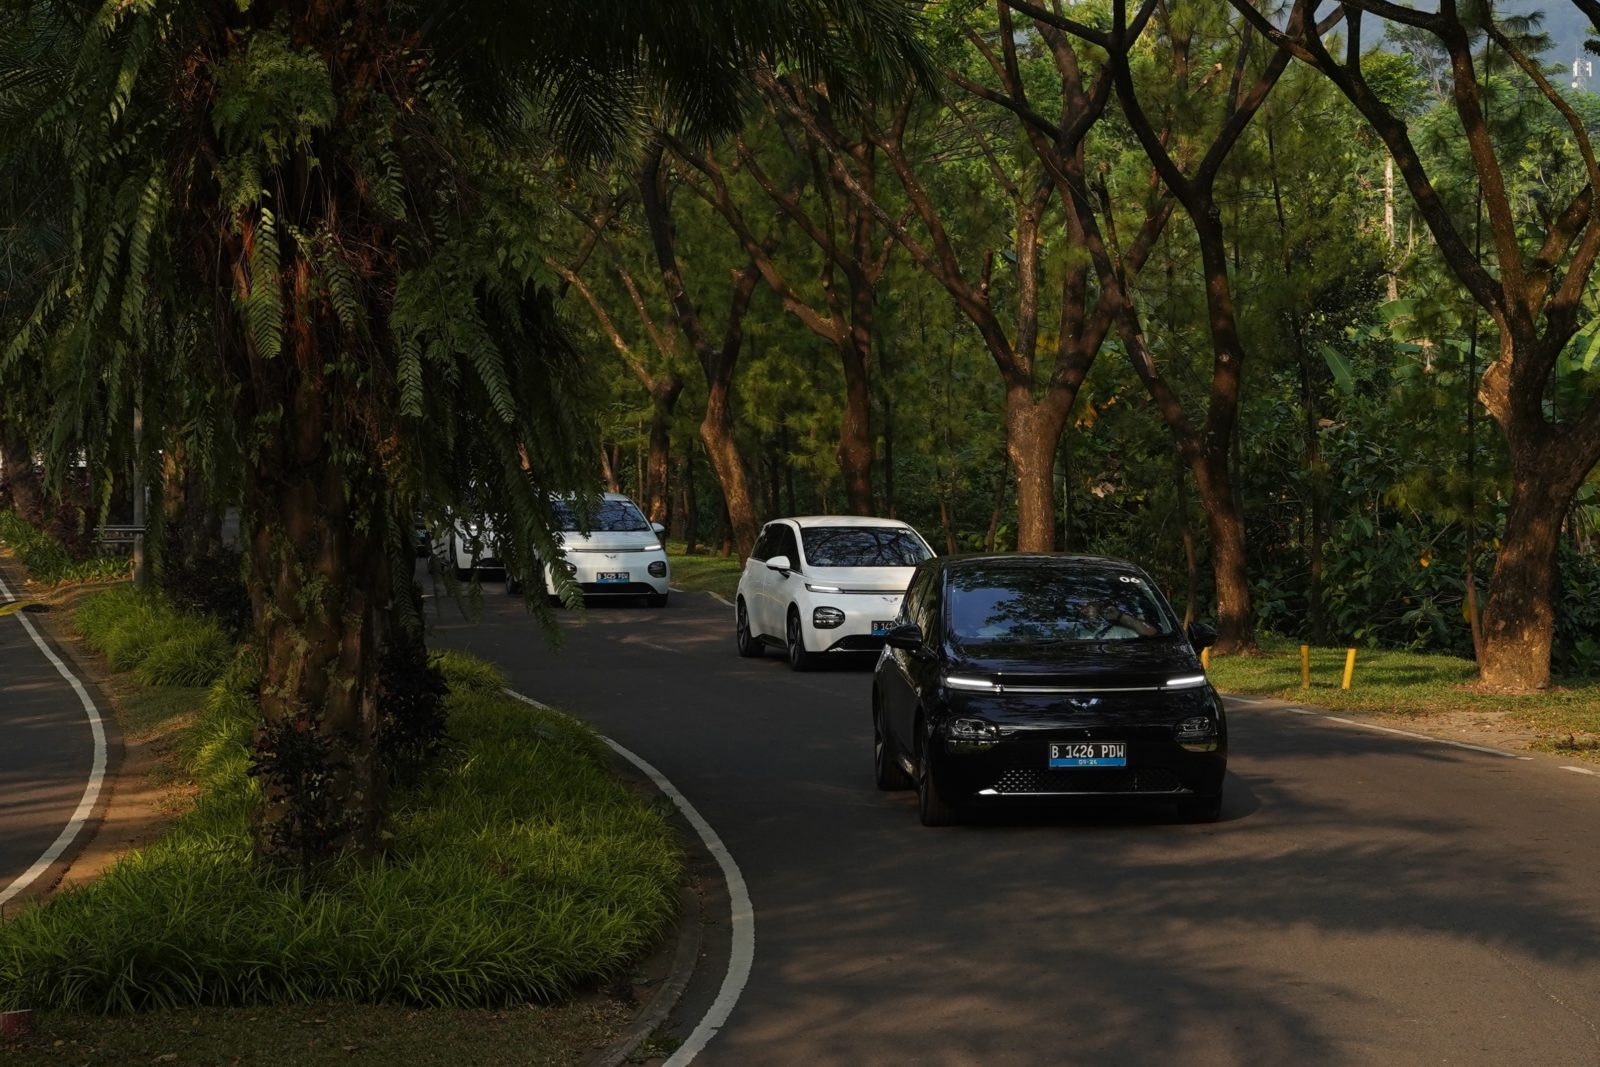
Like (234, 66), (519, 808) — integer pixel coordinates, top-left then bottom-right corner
(553, 499), (651, 533)
(800, 527), (930, 567)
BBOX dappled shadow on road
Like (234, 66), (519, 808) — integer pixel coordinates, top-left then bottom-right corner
(424, 579), (1600, 1065)
(702, 716), (1600, 1065)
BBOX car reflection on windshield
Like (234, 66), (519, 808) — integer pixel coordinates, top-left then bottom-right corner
(948, 566), (1176, 643)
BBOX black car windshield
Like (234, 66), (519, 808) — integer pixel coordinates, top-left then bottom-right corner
(801, 527), (931, 567)
(948, 565), (1177, 643)
(552, 499), (651, 533)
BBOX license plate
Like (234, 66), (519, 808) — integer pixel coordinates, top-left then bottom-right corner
(596, 571), (629, 583)
(1049, 742), (1127, 768)
(871, 619), (893, 636)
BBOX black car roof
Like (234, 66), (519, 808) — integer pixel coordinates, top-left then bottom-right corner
(937, 552), (1145, 572)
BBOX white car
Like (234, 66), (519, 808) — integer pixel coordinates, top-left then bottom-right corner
(515, 493), (671, 607)
(445, 515), (505, 580)
(734, 516), (934, 670)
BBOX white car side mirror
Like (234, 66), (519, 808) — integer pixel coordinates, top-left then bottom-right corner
(651, 522), (666, 537)
(765, 555), (792, 574)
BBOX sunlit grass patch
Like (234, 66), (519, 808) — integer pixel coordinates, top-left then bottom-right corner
(1208, 639), (1600, 748)
(665, 542), (742, 599)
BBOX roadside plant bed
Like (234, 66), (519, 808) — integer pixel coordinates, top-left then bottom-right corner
(0, 508), (128, 585)
(1207, 640), (1600, 754)
(0, 622), (682, 1012)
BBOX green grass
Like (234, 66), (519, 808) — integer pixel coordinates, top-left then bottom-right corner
(0, 509), (128, 585)
(74, 586), (232, 687)
(1208, 639), (1600, 744)
(0, 616), (682, 1014)
(666, 542), (742, 600)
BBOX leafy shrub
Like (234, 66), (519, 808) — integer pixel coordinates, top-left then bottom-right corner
(378, 640), (451, 777)
(160, 537), (251, 636)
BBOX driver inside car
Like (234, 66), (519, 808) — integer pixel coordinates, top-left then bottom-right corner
(1078, 600), (1159, 638)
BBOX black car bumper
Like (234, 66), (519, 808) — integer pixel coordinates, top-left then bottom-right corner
(933, 728), (1226, 800)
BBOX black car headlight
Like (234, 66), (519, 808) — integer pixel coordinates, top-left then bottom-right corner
(562, 560), (578, 575)
(1175, 715), (1219, 752)
(812, 606), (845, 629)
(947, 718), (1002, 742)
(648, 560), (667, 577)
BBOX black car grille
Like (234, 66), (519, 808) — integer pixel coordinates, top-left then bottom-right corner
(988, 768), (1184, 795)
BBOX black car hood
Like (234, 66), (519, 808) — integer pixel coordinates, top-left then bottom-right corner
(948, 636), (1200, 689)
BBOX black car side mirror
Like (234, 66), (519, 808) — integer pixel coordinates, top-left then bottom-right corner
(885, 622), (924, 651)
(1187, 622), (1217, 650)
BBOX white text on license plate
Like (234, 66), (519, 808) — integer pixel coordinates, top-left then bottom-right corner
(597, 571), (629, 583)
(1049, 742), (1127, 767)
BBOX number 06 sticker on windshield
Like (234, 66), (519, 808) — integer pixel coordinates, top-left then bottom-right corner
(1049, 742), (1127, 767)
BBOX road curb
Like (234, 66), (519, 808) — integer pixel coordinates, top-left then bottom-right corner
(499, 686), (724, 1067)
(585, 878), (706, 1067)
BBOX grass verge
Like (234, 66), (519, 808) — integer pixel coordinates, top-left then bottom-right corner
(1208, 639), (1600, 755)
(1, 587), (683, 1066)
(0, 509), (128, 585)
(667, 542), (742, 600)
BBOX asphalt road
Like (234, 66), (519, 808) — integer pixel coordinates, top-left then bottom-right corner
(0, 591), (101, 907)
(430, 580), (1600, 1066)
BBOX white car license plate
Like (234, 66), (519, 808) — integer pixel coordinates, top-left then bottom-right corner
(1048, 742), (1127, 768)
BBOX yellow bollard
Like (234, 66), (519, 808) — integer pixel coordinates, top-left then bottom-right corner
(1200, 647), (1210, 671)
(1300, 645), (1311, 689)
(1341, 648), (1357, 690)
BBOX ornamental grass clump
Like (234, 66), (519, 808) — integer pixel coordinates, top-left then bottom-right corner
(0, 651), (681, 1013)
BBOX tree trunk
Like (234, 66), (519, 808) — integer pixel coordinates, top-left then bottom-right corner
(1006, 389), (1070, 552)
(243, 407), (386, 860)
(1191, 448), (1254, 654)
(644, 380), (681, 525)
(1478, 452), (1587, 690)
(700, 379), (759, 558)
(681, 450), (699, 554)
(837, 336), (874, 516)
(2, 429), (43, 525)
(1175, 454), (1199, 629)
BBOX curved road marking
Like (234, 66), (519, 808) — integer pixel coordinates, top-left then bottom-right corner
(0, 573), (108, 909)
(1263, 702), (1535, 760)
(502, 687), (753, 1064)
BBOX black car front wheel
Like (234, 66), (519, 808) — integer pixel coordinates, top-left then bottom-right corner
(873, 703), (913, 791)
(915, 720), (960, 826)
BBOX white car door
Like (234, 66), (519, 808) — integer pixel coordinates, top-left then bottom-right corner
(759, 523), (800, 638)
(741, 526), (775, 638)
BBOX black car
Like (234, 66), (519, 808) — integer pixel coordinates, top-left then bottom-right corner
(871, 554), (1226, 826)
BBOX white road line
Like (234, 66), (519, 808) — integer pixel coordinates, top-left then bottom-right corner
(704, 591), (733, 608)
(1562, 766), (1600, 778)
(503, 687), (753, 1064)
(0, 573), (108, 909)
(1269, 704), (1526, 760)
(1224, 695), (1264, 705)
(636, 640), (681, 655)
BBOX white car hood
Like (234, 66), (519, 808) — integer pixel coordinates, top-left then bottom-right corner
(558, 530), (661, 553)
(799, 565), (916, 593)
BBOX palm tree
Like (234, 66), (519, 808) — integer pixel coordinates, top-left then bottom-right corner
(0, 0), (928, 857)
